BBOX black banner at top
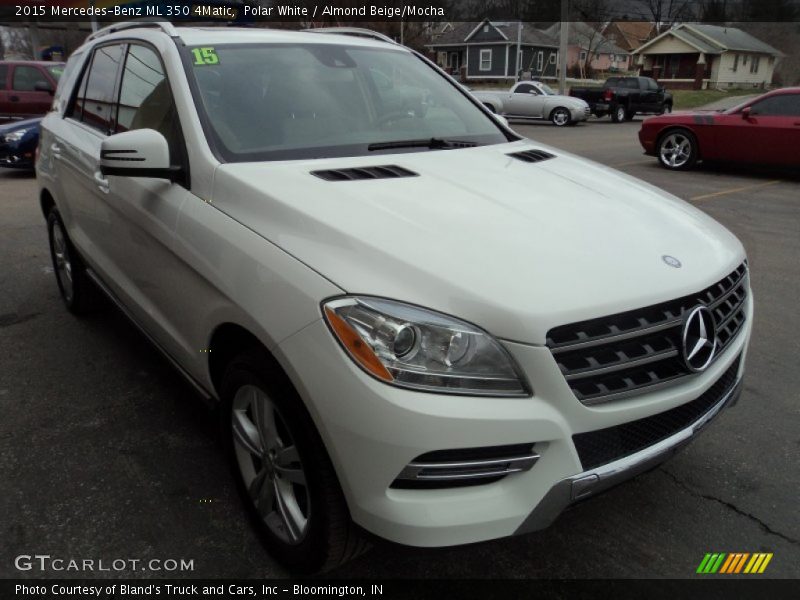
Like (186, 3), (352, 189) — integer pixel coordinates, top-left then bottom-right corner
(1, 0), (800, 23)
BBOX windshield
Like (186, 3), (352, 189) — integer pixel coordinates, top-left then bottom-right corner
(538, 83), (556, 95)
(184, 43), (509, 162)
(47, 65), (64, 80)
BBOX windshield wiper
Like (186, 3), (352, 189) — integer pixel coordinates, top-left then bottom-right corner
(368, 138), (479, 151)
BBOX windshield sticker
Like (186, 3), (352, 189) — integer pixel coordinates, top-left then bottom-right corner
(191, 47), (219, 66)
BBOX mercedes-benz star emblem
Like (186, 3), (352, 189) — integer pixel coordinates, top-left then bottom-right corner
(682, 306), (718, 372)
(662, 255), (682, 268)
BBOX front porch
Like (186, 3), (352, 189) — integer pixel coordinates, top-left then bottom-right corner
(639, 52), (713, 90)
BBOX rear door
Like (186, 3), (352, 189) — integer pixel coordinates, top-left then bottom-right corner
(9, 64), (54, 118)
(53, 43), (125, 271)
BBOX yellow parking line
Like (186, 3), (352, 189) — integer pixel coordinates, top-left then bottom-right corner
(691, 180), (781, 202)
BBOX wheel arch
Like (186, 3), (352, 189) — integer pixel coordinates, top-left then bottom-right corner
(207, 322), (276, 398)
(40, 188), (55, 219)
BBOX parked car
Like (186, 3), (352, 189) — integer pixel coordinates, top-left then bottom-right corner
(472, 81), (589, 126)
(0, 60), (63, 122)
(38, 23), (751, 573)
(570, 76), (673, 122)
(0, 117), (41, 169)
(639, 87), (800, 170)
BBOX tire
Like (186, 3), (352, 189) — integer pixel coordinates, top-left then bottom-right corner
(46, 209), (100, 315)
(625, 109), (636, 121)
(611, 105), (627, 123)
(657, 128), (698, 170)
(550, 107), (571, 127)
(221, 349), (368, 573)
(657, 103), (673, 115)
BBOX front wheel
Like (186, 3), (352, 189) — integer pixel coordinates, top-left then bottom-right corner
(550, 107), (571, 126)
(222, 350), (367, 573)
(611, 105), (627, 123)
(657, 129), (698, 170)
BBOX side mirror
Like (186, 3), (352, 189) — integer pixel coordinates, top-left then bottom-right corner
(100, 129), (181, 181)
(741, 106), (752, 119)
(34, 81), (54, 95)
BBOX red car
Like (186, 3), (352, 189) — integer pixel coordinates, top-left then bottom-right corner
(639, 87), (800, 170)
(0, 60), (64, 123)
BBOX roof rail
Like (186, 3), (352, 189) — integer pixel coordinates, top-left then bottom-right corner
(303, 27), (396, 45)
(86, 19), (179, 42)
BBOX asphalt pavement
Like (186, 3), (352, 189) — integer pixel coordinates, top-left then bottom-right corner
(1, 119), (798, 579)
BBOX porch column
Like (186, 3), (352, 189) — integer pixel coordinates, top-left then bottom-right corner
(694, 53), (706, 90)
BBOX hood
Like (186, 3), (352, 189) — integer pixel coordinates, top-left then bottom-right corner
(0, 118), (42, 134)
(211, 141), (745, 344)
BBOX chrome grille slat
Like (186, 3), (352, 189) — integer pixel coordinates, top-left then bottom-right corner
(547, 264), (748, 405)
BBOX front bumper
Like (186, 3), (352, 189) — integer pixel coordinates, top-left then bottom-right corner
(275, 294), (752, 548)
(0, 144), (35, 169)
(571, 106), (590, 122)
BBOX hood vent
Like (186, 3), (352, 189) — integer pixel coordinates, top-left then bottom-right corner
(509, 149), (556, 163)
(311, 165), (418, 181)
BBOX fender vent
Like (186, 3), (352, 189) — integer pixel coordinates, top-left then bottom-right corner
(509, 149), (556, 163)
(311, 165), (418, 181)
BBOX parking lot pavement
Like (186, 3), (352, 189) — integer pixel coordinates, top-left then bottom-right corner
(1, 120), (798, 579)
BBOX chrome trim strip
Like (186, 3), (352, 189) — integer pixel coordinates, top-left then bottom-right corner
(549, 318), (682, 353)
(564, 348), (679, 381)
(396, 453), (540, 481)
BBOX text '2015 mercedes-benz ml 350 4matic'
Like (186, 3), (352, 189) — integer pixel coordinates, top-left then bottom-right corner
(37, 22), (752, 572)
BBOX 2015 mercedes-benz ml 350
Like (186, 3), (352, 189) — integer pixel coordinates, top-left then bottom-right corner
(36, 22), (752, 572)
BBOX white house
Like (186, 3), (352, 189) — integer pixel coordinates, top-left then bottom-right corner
(632, 24), (783, 90)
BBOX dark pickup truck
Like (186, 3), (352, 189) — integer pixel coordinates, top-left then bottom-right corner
(569, 76), (673, 123)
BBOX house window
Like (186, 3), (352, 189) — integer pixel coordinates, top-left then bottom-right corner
(536, 51), (544, 72)
(579, 50), (587, 62)
(732, 54), (738, 72)
(479, 49), (492, 71)
(549, 53), (556, 64)
(483, 25), (489, 33)
(518, 50), (523, 70)
(750, 55), (760, 73)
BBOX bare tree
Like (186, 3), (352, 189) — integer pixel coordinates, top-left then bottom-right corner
(568, 0), (616, 78)
(632, 0), (694, 34)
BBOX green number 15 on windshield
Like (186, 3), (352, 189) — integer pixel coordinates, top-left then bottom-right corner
(192, 47), (219, 66)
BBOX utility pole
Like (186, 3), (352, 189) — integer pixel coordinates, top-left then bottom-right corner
(516, 20), (522, 81)
(558, 0), (568, 94)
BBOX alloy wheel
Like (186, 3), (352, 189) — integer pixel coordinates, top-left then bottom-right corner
(552, 108), (570, 126)
(660, 132), (693, 168)
(231, 384), (310, 544)
(51, 220), (74, 303)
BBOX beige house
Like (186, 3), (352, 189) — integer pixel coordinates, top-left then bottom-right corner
(632, 24), (783, 90)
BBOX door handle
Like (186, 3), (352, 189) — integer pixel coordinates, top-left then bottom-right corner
(94, 171), (109, 194)
(50, 143), (62, 159)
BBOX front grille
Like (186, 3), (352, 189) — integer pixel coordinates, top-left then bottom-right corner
(391, 443), (539, 489)
(547, 263), (748, 405)
(311, 165), (417, 181)
(573, 355), (741, 470)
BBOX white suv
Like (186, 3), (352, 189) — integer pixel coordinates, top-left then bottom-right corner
(37, 22), (752, 572)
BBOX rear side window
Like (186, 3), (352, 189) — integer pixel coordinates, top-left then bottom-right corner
(12, 65), (46, 91)
(0, 65), (7, 90)
(72, 44), (124, 134)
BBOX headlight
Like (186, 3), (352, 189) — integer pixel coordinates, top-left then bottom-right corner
(3, 129), (29, 143)
(323, 296), (529, 397)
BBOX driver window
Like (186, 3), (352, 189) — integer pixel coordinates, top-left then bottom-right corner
(516, 84), (534, 94)
(749, 95), (800, 116)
